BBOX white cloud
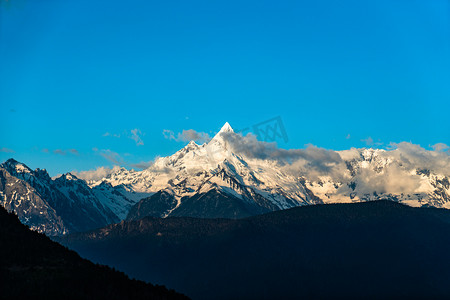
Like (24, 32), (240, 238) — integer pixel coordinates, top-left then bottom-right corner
(361, 136), (383, 147)
(163, 129), (210, 144)
(219, 131), (344, 180)
(130, 129), (144, 146)
(432, 143), (449, 152)
(103, 129), (144, 146)
(386, 142), (450, 176)
(72, 166), (115, 181)
(99, 149), (123, 165)
(81, 127), (450, 199)
(178, 129), (210, 143)
(361, 137), (374, 145)
(163, 129), (175, 140)
(103, 132), (121, 138)
(129, 160), (154, 170)
(219, 131), (450, 193)
(338, 142), (450, 195)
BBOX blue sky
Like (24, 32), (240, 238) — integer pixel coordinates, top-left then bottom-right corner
(1, 0), (449, 176)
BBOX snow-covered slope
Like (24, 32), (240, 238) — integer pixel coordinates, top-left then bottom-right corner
(0, 167), (66, 235)
(91, 181), (150, 220)
(95, 123), (312, 220)
(91, 123), (450, 221)
(2, 123), (449, 233)
(299, 148), (449, 208)
(0, 159), (119, 235)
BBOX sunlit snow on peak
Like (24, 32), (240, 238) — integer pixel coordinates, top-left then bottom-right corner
(218, 122), (234, 134)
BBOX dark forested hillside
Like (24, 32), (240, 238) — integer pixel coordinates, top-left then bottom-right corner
(59, 201), (450, 300)
(0, 207), (189, 300)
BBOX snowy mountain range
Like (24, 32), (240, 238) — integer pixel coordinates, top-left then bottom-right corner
(0, 159), (118, 235)
(1, 122), (449, 235)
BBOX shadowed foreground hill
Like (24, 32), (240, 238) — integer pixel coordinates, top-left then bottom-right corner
(0, 207), (189, 300)
(59, 201), (450, 300)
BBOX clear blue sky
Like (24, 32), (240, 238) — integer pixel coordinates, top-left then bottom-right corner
(1, 0), (449, 176)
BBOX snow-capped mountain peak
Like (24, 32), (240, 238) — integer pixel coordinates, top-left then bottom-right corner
(2, 158), (33, 176)
(3, 123), (449, 235)
(91, 123), (450, 221)
(204, 122), (236, 161)
(89, 123), (309, 218)
(218, 122), (234, 134)
(0, 160), (119, 235)
(58, 173), (78, 181)
(181, 140), (200, 152)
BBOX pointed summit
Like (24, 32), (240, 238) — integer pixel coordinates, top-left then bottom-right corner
(1, 158), (32, 175)
(62, 172), (78, 181)
(210, 122), (234, 143)
(5, 158), (19, 165)
(187, 140), (199, 147)
(207, 122), (235, 154)
(182, 140), (199, 152)
(218, 122), (234, 134)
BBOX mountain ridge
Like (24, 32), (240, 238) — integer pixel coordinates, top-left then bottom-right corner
(0, 158), (119, 235)
(1, 123), (449, 235)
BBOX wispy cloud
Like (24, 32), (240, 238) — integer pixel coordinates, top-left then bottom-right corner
(387, 142), (450, 176)
(431, 143), (449, 152)
(130, 129), (144, 146)
(163, 129), (210, 144)
(72, 166), (115, 181)
(179, 129), (210, 143)
(361, 137), (374, 146)
(163, 129), (175, 140)
(75, 129), (450, 200)
(53, 149), (66, 155)
(0, 147), (14, 153)
(337, 142), (450, 195)
(361, 136), (383, 147)
(220, 131), (342, 177)
(99, 149), (123, 165)
(103, 129), (145, 146)
(103, 132), (121, 138)
(69, 149), (79, 155)
(84, 148), (153, 172)
(129, 160), (154, 169)
(53, 149), (79, 156)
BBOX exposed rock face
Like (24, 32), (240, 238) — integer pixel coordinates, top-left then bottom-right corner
(2, 123), (450, 233)
(0, 159), (118, 235)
